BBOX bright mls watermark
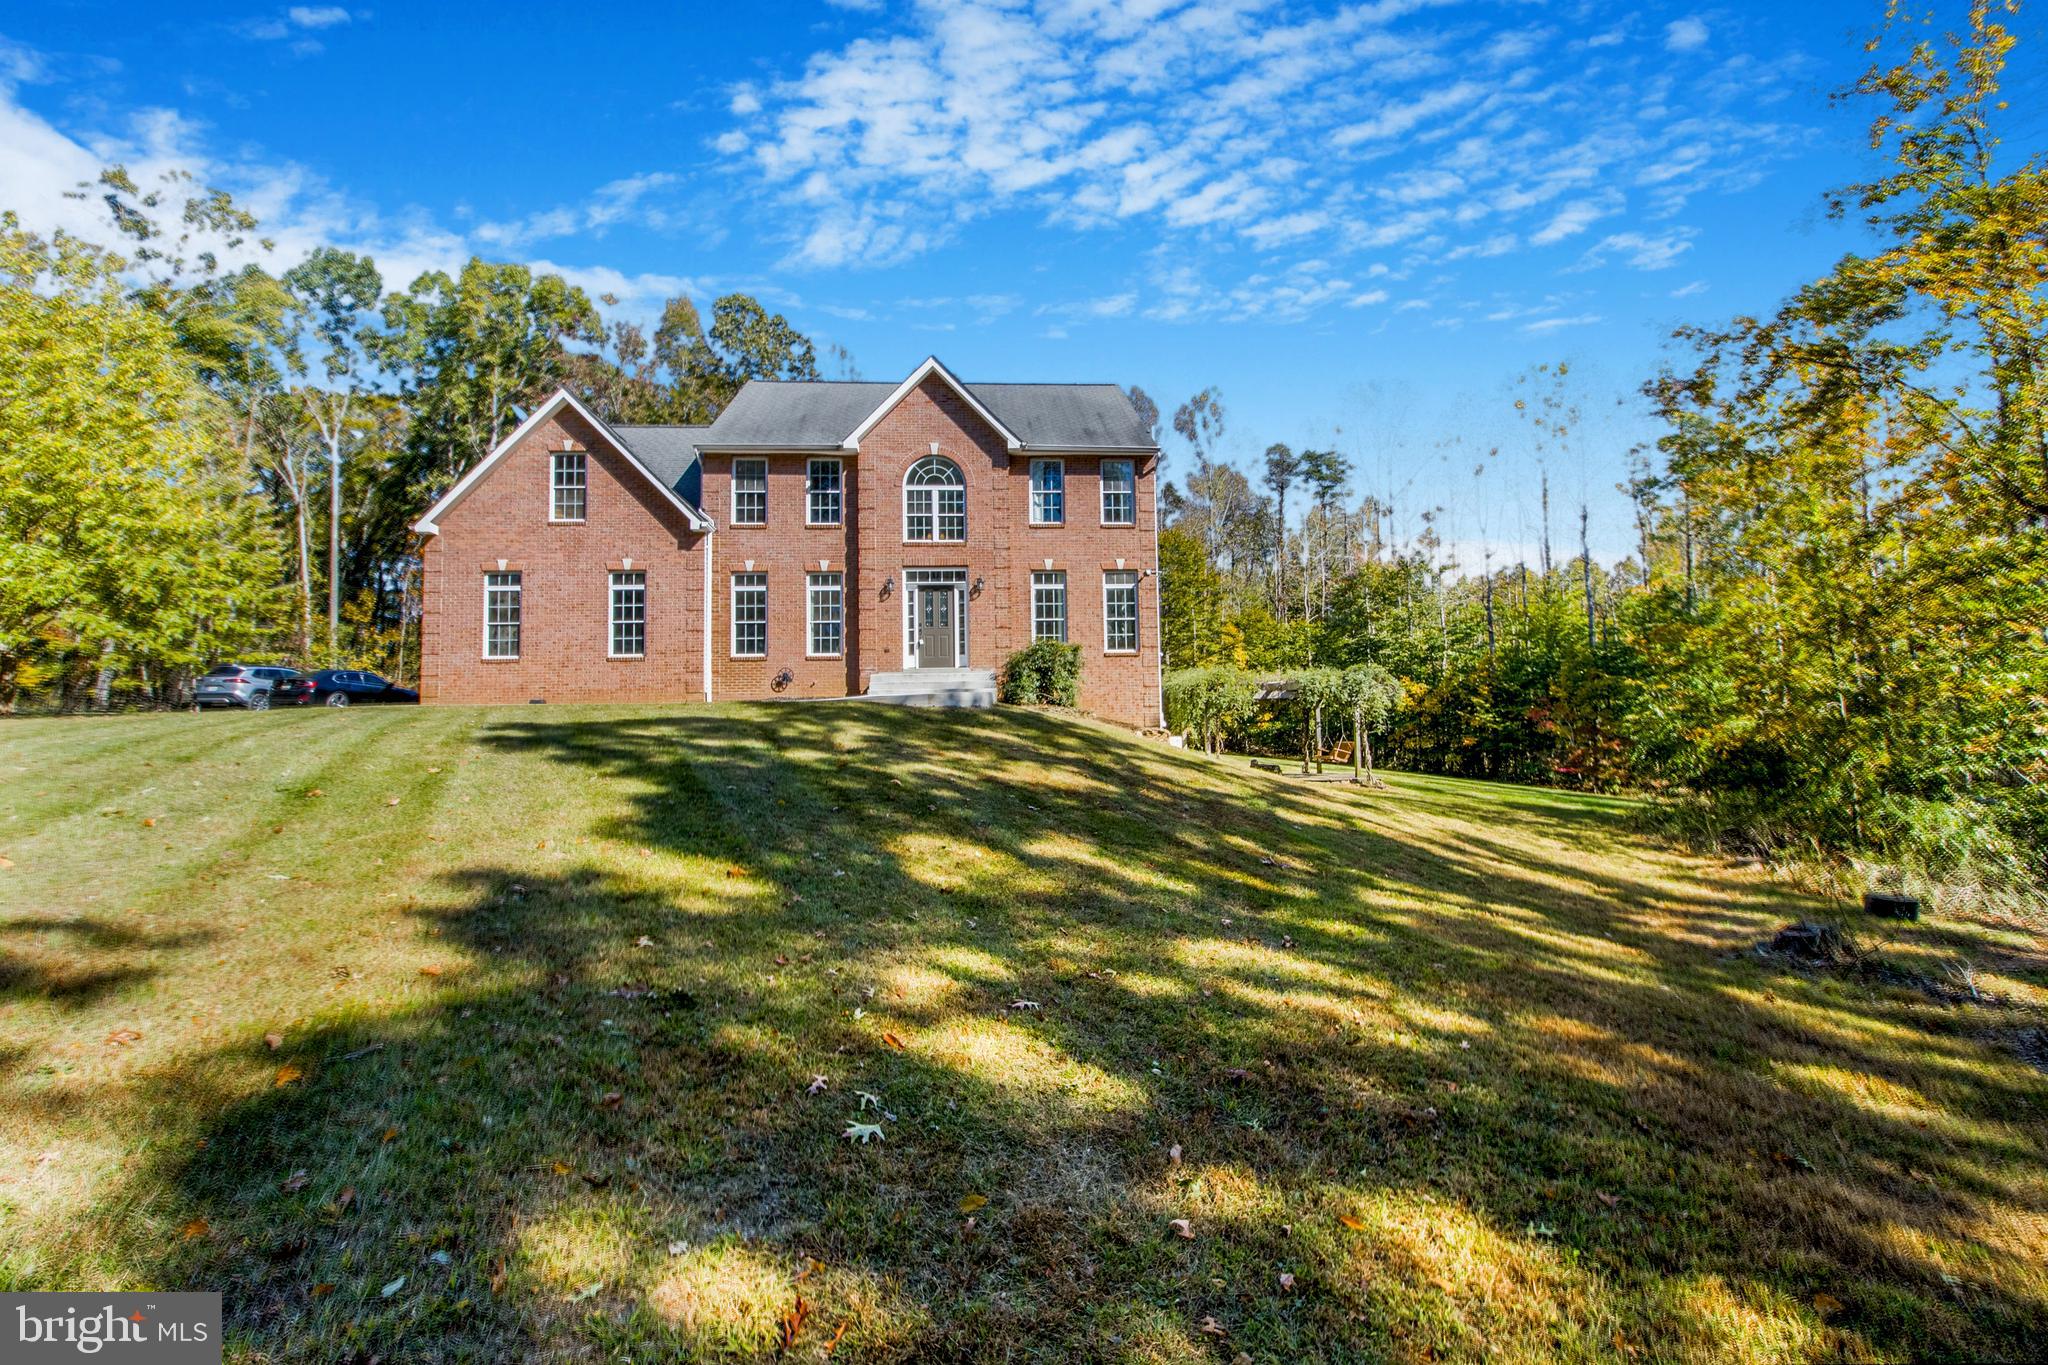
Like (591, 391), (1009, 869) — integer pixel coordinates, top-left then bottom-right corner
(1, 1294), (220, 1363)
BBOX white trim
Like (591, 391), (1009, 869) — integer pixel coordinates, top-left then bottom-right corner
(806, 571), (844, 658)
(413, 388), (711, 535)
(902, 455), (967, 543)
(607, 570), (647, 660)
(901, 568), (969, 669)
(842, 356), (1021, 452)
(483, 571), (522, 660)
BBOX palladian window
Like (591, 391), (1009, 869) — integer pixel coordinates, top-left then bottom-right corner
(904, 455), (966, 542)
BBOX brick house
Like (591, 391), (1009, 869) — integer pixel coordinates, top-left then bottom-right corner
(412, 357), (1164, 727)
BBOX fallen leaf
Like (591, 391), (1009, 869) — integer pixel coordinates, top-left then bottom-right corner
(779, 1293), (810, 1352)
(825, 1320), (850, 1354)
(636, 935), (655, 948)
(808, 1075), (829, 1095)
(281, 1170), (310, 1193)
(380, 1275), (405, 1298)
(728, 866), (746, 878)
(1169, 1143), (1182, 1165)
(1169, 1218), (1194, 1239)
(1595, 1191), (1620, 1207)
(335, 1186), (356, 1213)
(380, 1126), (399, 1143)
(1199, 1315), (1228, 1337)
(0, 855), (13, 870)
(881, 1032), (906, 1051)
(1813, 1293), (1844, 1314)
(105, 1028), (143, 1047)
(567, 1282), (602, 1303)
(142, 817), (156, 828)
(1338, 1214), (1366, 1231)
(597, 1091), (624, 1110)
(552, 1161), (573, 1175)
(274, 1064), (304, 1087)
(1279, 1272), (1296, 1290)
(264, 1032), (284, 1051)
(419, 964), (444, 978)
(310, 1283), (335, 1298)
(843, 1120), (886, 1144)
(306, 788), (324, 798)
(384, 797), (401, 807)
(958, 1193), (988, 1214)
(180, 1218), (209, 1240)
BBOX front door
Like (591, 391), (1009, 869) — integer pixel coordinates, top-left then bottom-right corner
(916, 587), (957, 668)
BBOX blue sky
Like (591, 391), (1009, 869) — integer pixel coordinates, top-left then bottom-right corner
(4, 0), (2040, 563)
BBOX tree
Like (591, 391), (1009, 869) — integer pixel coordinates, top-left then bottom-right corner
(1334, 663), (1401, 783)
(1288, 667), (1346, 774)
(284, 247), (383, 661)
(1263, 443), (1301, 617)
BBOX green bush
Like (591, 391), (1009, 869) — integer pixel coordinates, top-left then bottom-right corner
(1001, 639), (1082, 706)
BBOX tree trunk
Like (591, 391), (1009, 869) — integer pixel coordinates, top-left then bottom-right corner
(1352, 706), (1364, 783)
(1579, 503), (1595, 650)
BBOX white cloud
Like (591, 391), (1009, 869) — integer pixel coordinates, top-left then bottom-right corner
(1571, 228), (1694, 271)
(287, 6), (353, 28)
(1665, 17), (1709, 52)
(1529, 194), (1619, 245)
(1669, 279), (1708, 297)
(1521, 313), (1602, 333)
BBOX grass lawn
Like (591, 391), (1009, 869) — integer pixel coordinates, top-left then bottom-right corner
(1, 704), (2043, 1362)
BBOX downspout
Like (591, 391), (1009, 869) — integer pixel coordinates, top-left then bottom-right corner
(1150, 447), (1165, 730)
(702, 520), (715, 703)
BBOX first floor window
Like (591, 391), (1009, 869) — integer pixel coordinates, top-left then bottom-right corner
(731, 573), (768, 657)
(551, 452), (586, 521)
(807, 572), (844, 656)
(484, 572), (522, 658)
(1030, 459), (1065, 524)
(733, 459), (768, 525)
(1101, 459), (1136, 525)
(609, 572), (646, 657)
(807, 459), (842, 525)
(1103, 571), (1139, 653)
(1032, 571), (1067, 642)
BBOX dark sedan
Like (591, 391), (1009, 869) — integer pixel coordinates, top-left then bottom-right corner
(288, 669), (421, 708)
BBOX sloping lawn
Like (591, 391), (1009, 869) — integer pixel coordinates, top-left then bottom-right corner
(0, 704), (2043, 1362)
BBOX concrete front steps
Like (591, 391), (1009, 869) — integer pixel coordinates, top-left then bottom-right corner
(862, 668), (997, 709)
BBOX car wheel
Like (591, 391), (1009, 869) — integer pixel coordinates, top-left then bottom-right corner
(326, 692), (350, 708)
(248, 691), (271, 711)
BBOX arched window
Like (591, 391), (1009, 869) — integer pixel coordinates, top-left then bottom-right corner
(904, 455), (966, 542)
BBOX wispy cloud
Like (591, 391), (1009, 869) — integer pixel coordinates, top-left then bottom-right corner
(1665, 17), (1710, 53)
(237, 5), (362, 54)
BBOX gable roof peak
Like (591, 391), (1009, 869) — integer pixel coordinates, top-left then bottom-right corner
(842, 355), (1021, 452)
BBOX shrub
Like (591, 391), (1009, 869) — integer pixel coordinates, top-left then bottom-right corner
(1001, 639), (1082, 706)
(1164, 666), (1257, 753)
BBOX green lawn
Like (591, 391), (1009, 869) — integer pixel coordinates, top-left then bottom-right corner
(1, 704), (2043, 1362)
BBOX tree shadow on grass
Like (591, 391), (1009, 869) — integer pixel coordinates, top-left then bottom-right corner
(30, 705), (2048, 1361)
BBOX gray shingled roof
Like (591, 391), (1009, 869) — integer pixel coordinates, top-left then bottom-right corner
(611, 424), (709, 493)
(694, 379), (1156, 450)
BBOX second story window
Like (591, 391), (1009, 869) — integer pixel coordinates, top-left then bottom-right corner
(1030, 459), (1064, 525)
(1101, 459), (1136, 525)
(551, 452), (586, 522)
(733, 459), (768, 525)
(807, 459), (842, 525)
(904, 455), (965, 542)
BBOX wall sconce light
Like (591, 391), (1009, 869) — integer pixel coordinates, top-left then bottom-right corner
(880, 576), (894, 599)
(970, 576), (984, 598)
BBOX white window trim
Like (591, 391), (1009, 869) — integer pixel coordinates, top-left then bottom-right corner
(902, 455), (967, 544)
(1031, 570), (1067, 643)
(730, 573), (768, 659)
(1029, 459), (1065, 526)
(732, 458), (769, 527)
(1103, 571), (1140, 655)
(483, 572), (522, 660)
(608, 571), (646, 660)
(806, 458), (843, 527)
(806, 571), (844, 658)
(550, 451), (587, 524)
(1101, 459), (1137, 526)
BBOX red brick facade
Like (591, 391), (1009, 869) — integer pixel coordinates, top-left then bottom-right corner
(419, 372), (1163, 727)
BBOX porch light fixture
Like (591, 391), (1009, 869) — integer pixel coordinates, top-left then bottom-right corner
(970, 576), (984, 598)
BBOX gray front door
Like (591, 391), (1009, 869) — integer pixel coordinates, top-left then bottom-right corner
(917, 587), (956, 668)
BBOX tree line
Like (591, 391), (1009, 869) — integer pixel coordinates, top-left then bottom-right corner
(1150, 5), (2046, 885)
(0, 170), (831, 711)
